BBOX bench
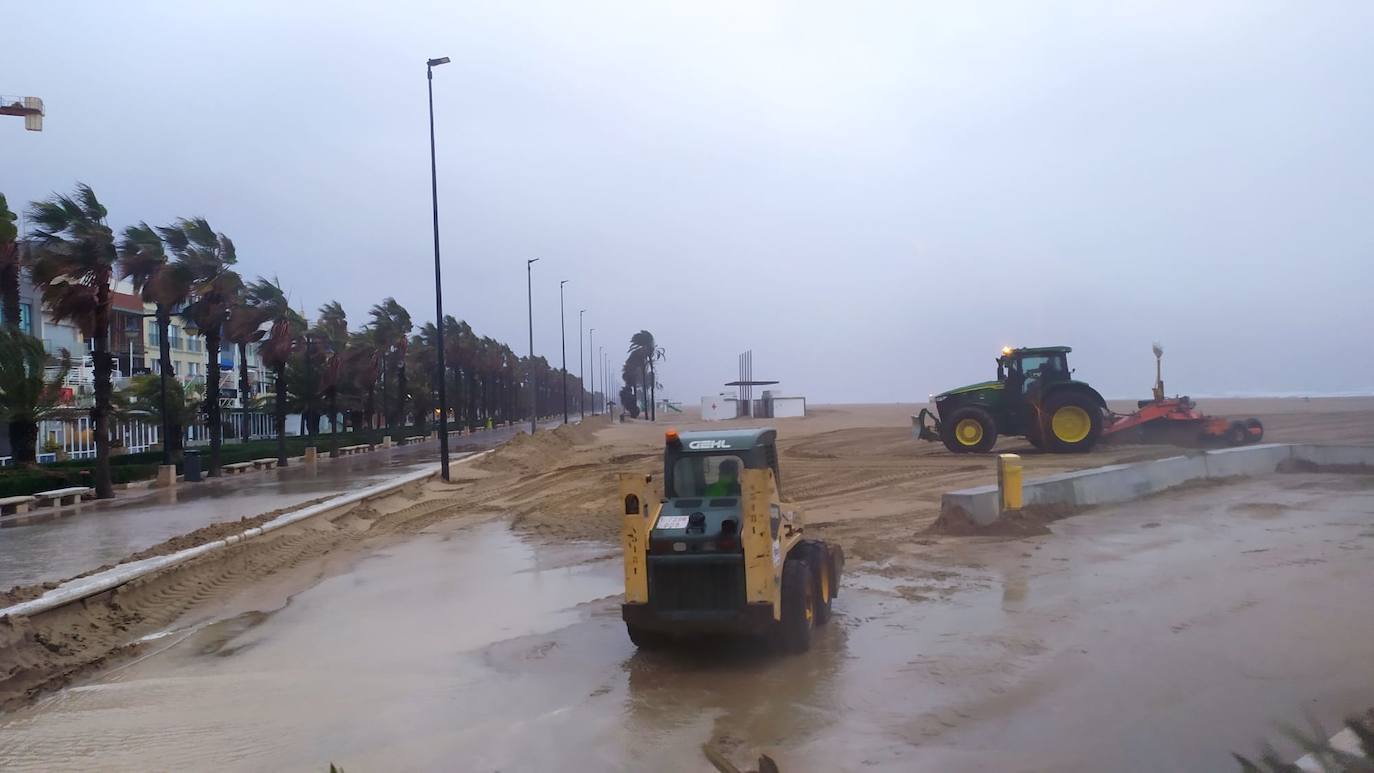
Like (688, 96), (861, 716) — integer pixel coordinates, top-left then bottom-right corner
(223, 462), (254, 475)
(338, 444), (371, 456)
(33, 487), (94, 508)
(0, 495), (36, 517)
(251, 458), (278, 471)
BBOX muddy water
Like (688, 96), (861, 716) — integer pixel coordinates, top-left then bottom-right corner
(2, 475), (1372, 771)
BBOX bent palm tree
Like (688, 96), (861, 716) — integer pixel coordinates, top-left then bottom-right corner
(118, 223), (195, 464)
(164, 218), (239, 477)
(368, 298), (412, 432)
(628, 330), (664, 421)
(0, 329), (69, 467)
(27, 184), (119, 498)
(245, 277), (300, 465)
(316, 301), (349, 455)
(224, 301), (269, 439)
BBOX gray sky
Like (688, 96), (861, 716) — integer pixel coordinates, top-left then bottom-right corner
(4, 1), (1372, 402)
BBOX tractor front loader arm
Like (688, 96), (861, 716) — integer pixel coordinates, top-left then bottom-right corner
(914, 408), (942, 442)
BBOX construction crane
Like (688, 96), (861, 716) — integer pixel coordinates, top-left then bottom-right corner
(1, 96), (44, 131)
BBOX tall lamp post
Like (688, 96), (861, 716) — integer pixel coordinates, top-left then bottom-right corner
(587, 326), (595, 415)
(427, 55), (452, 481)
(578, 309), (586, 418)
(559, 279), (569, 425)
(526, 258), (539, 433)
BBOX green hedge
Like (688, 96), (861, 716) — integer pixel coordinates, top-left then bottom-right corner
(3, 428), (432, 497)
(0, 464), (165, 497)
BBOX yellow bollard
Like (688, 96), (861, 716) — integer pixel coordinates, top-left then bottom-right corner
(998, 453), (1024, 513)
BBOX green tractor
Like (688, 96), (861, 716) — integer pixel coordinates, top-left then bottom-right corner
(915, 346), (1108, 454)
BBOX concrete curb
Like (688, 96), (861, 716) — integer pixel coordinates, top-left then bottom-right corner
(0, 451), (491, 621)
(942, 444), (1374, 526)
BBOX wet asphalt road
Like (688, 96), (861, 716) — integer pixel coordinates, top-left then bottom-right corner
(0, 421), (562, 589)
(0, 473), (1369, 771)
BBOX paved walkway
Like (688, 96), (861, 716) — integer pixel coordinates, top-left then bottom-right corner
(0, 421), (566, 589)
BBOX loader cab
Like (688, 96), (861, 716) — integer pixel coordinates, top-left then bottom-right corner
(664, 428), (781, 500)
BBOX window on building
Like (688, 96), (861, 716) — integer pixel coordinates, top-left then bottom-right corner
(18, 303), (32, 334)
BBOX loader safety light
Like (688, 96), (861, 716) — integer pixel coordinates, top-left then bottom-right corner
(665, 429), (681, 447)
(1001, 346), (1013, 355)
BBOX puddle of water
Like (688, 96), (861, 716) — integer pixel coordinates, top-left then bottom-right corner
(1, 475), (1371, 772)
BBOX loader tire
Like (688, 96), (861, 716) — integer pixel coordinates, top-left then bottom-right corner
(940, 406), (998, 454)
(626, 624), (667, 650)
(1042, 392), (1103, 453)
(799, 540), (836, 624)
(774, 557), (815, 654)
(1244, 418), (1264, 444)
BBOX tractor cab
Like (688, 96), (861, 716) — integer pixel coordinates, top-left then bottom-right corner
(997, 346), (1073, 395)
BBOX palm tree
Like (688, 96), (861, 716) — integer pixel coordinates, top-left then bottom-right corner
(628, 330), (664, 421)
(244, 277), (300, 465)
(0, 329), (69, 467)
(224, 301), (268, 440)
(406, 332), (435, 432)
(116, 373), (203, 448)
(0, 194), (21, 329)
(163, 218), (239, 477)
(118, 222), (194, 464)
(26, 184), (119, 498)
(316, 301), (349, 455)
(343, 331), (380, 432)
(368, 298), (412, 432)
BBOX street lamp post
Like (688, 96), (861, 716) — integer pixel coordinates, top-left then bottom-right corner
(559, 279), (568, 425)
(578, 310), (586, 419)
(588, 326), (595, 416)
(427, 55), (452, 481)
(527, 258), (539, 434)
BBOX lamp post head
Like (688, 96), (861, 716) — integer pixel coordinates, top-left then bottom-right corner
(527, 258), (539, 266)
(560, 279), (568, 288)
(427, 57), (451, 67)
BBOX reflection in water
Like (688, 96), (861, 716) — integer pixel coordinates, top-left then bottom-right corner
(1001, 573), (1029, 608)
(623, 623), (849, 760)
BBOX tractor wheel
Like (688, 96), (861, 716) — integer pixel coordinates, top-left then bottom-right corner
(775, 557), (815, 654)
(827, 543), (845, 600)
(1025, 414), (1046, 451)
(940, 406), (999, 454)
(799, 540), (837, 624)
(1244, 418), (1264, 444)
(626, 624), (667, 650)
(1225, 421), (1248, 447)
(1041, 392), (1103, 453)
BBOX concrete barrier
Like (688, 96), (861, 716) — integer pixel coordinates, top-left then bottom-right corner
(941, 443), (1374, 527)
(1202, 443), (1293, 478)
(1290, 444), (1374, 468)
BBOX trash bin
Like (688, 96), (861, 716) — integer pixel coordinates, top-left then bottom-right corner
(183, 450), (202, 482)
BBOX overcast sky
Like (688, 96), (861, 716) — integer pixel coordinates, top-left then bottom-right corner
(4, 1), (1372, 402)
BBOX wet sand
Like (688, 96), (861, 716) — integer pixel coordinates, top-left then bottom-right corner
(1, 474), (1370, 771)
(1, 400), (1371, 769)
